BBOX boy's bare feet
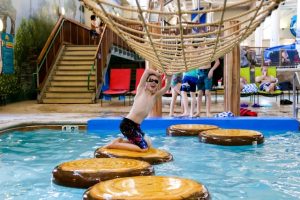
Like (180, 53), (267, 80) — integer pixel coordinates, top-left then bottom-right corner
(104, 137), (123, 148)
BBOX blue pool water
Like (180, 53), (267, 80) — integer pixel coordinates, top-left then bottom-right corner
(0, 129), (299, 200)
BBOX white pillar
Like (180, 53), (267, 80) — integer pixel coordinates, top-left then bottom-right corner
(255, 25), (263, 54)
(206, 3), (213, 24)
(296, 0), (300, 54)
(270, 9), (280, 47)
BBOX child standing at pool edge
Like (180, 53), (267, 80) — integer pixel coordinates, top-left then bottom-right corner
(105, 69), (172, 152)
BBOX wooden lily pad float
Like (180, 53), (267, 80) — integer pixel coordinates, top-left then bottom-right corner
(167, 124), (219, 136)
(94, 147), (173, 165)
(199, 129), (264, 146)
(83, 176), (210, 200)
(52, 158), (154, 188)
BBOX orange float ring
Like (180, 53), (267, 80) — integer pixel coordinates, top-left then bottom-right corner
(199, 129), (264, 146)
(83, 176), (210, 200)
(94, 147), (173, 165)
(167, 124), (219, 136)
(52, 158), (154, 188)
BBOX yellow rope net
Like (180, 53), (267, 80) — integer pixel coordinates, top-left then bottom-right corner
(83, 0), (283, 73)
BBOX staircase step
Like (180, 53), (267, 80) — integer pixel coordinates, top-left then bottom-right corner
(42, 98), (94, 104)
(50, 81), (95, 87)
(48, 87), (94, 92)
(57, 66), (92, 71)
(63, 51), (96, 56)
(61, 56), (94, 60)
(52, 75), (95, 81)
(58, 61), (94, 65)
(55, 71), (95, 75)
(40, 44), (99, 104)
(65, 46), (97, 51)
(45, 92), (94, 98)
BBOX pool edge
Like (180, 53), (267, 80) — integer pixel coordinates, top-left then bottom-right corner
(88, 117), (300, 132)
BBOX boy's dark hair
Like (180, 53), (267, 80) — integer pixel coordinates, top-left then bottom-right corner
(147, 74), (158, 81)
(90, 15), (96, 20)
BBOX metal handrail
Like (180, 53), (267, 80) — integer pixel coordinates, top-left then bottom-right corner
(87, 64), (95, 90)
(87, 25), (108, 97)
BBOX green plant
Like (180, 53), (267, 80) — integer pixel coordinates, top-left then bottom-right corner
(0, 14), (55, 102)
(0, 74), (21, 95)
(15, 16), (55, 67)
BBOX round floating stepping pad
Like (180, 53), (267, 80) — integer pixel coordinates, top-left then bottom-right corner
(94, 147), (173, 165)
(83, 176), (210, 200)
(167, 124), (219, 136)
(52, 158), (154, 188)
(199, 129), (264, 146)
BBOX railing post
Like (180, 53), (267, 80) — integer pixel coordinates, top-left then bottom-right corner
(261, 49), (264, 67)
(293, 72), (299, 118)
(36, 64), (39, 89)
(279, 49), (282, 67)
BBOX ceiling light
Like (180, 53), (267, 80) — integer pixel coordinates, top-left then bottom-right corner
(60, 7), (65, 15)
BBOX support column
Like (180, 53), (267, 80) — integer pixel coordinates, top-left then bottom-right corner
(255, 25), (263, 55)
(296, 0), (300, 54)
(270, 9), (280, 47)
(224, 21), (241, 116)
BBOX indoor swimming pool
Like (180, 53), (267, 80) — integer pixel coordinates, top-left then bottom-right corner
(0, 126), (299, 200)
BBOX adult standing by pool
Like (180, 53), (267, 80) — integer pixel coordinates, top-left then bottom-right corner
(194, 58), (220, 117)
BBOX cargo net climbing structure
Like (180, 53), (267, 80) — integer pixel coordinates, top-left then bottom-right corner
(83, 0), (282, 73)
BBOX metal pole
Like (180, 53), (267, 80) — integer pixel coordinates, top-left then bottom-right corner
(293, 72), (296, 118)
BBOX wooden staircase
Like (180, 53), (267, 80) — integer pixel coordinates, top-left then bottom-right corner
(37, 17), (137, 104)
(41, 45), (97, 104)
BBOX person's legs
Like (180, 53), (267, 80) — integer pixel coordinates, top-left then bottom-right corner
(194, 75), (205, 117)
(194, 91), (200, 117)
(105, 138), (148, 152)
(185, 77), (197, 117)
(204, 75), (213, 117)
(205, 90), (211, 117)
(109, 118), (149, 152)
(174, 82), (181, 95)
(180, 91), (189, 116)
(267, 83), (276, 92)
(261, 82), (275, 92)
(169, 87), (178, 117)
(174, 83), (183, 113)
(193, 90), (203, 117)
(190, 92), (196, 117)
(180, 77), (190, 116)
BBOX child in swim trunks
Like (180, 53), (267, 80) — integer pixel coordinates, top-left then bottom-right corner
(180, 68), (198, 117)
(105, 69), (172, 152)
